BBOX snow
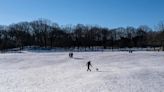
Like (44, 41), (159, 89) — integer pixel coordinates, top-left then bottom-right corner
(0, 51), (164, 92)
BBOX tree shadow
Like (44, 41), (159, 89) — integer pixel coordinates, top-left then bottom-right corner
(73, 57), (84, 60)
(97, 70), (111, 72)
(91, 70), (111, 72)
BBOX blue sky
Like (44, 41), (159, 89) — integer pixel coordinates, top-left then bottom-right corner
(0, 0), (164, 28)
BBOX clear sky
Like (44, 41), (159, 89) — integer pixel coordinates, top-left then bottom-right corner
(0, 0), (164, 28)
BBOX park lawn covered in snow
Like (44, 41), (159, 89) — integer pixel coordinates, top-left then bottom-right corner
(0, 51), (164, 92)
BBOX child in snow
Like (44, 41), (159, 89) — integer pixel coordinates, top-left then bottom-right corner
(86, 61), (92, 71)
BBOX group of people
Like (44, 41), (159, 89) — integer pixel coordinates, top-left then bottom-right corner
(69, 52), (93, 72)
(69, 52), (73, 58)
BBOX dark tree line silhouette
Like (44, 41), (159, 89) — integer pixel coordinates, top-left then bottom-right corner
(0, 19), (164, 51)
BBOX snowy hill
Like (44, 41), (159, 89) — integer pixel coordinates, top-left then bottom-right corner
(0, 51), (164, 92)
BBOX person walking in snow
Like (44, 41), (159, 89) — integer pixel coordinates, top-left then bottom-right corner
(86, 61), (92, 71)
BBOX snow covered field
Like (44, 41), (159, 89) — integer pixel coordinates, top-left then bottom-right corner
(0, 51), (164, 92)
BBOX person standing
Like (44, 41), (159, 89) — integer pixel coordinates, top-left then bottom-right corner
(86, 61), (92, 71)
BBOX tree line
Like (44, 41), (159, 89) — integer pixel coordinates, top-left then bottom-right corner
(0, 19), (164, 51)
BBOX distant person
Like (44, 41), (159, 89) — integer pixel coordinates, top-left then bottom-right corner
(129, 50), (133, 53)
(86, 61), (92, 71)
(69, 52), (73, 58)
